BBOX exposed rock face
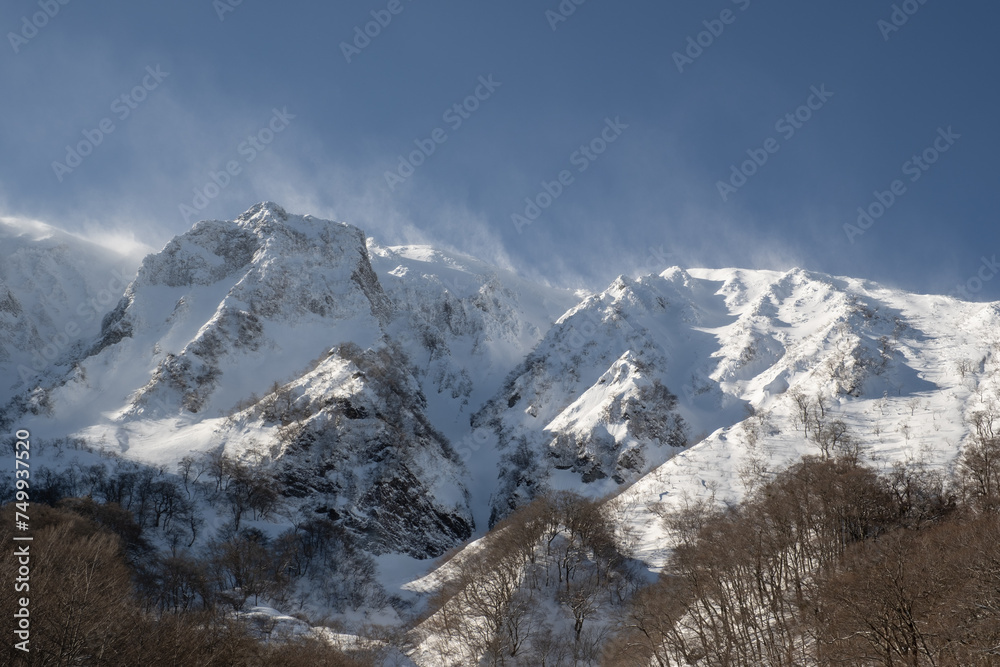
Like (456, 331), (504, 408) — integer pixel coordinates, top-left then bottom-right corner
(219, 342), (473, 557)
(473, 268), (942, 525)
(473, 273), (699, 525)
(1, 203), (474, 557)
(95, 203), (393, 418)
(7, 204), (998, 563)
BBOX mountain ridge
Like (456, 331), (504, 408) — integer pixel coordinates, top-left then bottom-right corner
(3, 203), (998, 640)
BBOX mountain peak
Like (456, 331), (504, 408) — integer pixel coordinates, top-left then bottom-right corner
(7, 205), (1000, 599)
(237, 201), (289, 224)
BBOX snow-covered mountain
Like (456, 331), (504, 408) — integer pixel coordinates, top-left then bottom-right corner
(4, 203), (999, 641)
(474, 265), (980, 528)
(0, 216), (144, 405)
(1, 203), (579, 558)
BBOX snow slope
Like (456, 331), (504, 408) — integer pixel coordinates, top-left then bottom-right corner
(611, 268), (999, 569)
(2, 203), (580, 559)
(0, 216), (144, 404)
(4, 204), (999, 637)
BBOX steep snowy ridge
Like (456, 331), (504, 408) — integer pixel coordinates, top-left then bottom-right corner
(111, 202), (392, 419)
(403, 267), (1000, 665)
(367, 242), (581, 532)
(1, 203), (582, 562)
(1, 203), (477, 559)
(468, 265), (992, 534)
(4, 204), (1000, 650)
(215, 342), (474, 557)
(612, 268), (1000, 569)
(472, 268), (742, 525)
(368, 242), (579, 436)
(0, 217), (143, 404)
(6, 205), (387, 427)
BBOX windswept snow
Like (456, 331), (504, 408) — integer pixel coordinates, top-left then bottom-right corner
(4, 204), (999, 645)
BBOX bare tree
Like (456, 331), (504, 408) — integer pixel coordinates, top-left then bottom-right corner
(959, 409), (1000, 512)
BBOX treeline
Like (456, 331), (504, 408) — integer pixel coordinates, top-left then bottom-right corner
(417, 492), (643, 666)
(2, 442), (387, 628)
(23, 444), (281, 541)
(7, 410), (999, 665)
(414, 424), (1000, 666)
(0, 502), (377, 666)
(608, 425), (1000, 666)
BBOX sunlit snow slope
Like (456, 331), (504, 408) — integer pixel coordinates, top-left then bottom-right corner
(4, 204), (998, 574)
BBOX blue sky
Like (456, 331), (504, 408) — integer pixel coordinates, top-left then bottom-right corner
(2, 0), (998, 299)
